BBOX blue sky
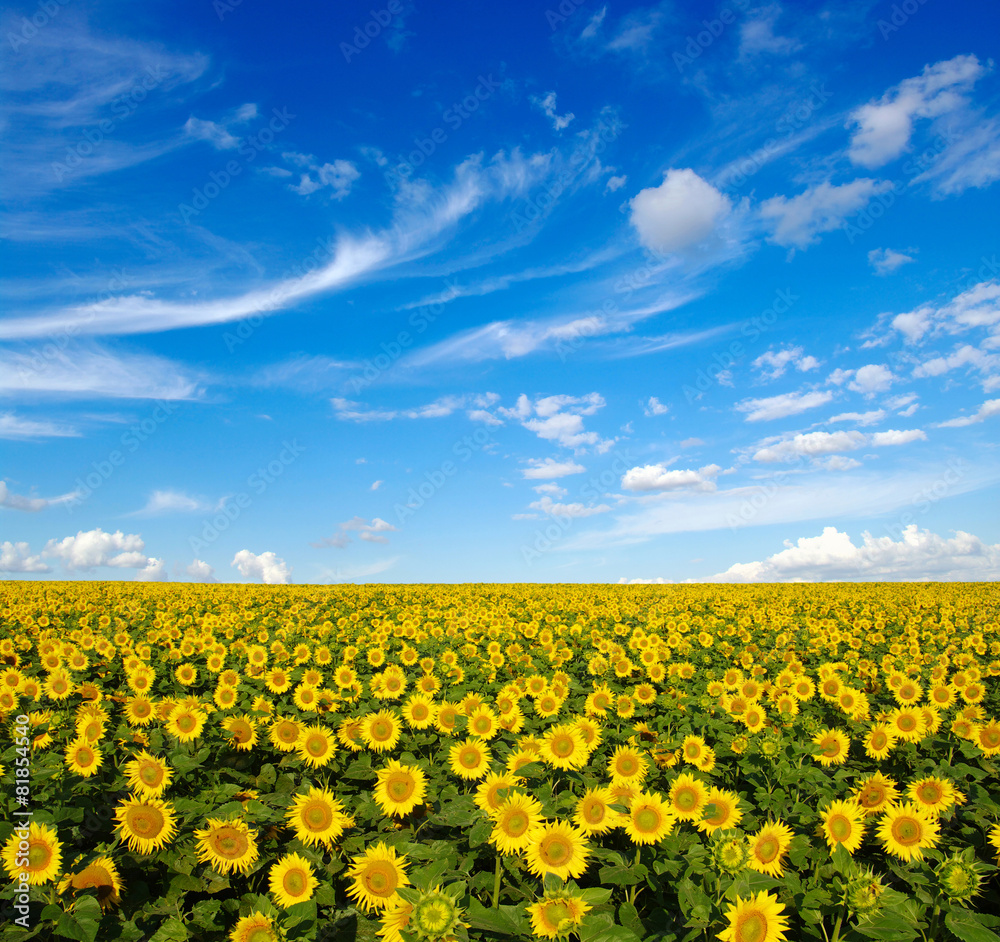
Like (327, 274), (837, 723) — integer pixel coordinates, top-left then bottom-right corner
(1, 0), (999, 584)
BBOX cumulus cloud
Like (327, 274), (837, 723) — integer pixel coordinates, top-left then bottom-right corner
(231, 549), (291, 584)
(709, 525), (1000, 582)
(936, 398), (1000, 428)
(42, 529), (148, 570)
(286, 154), (361, 199)
(760, 179), (892, 249)
(522, 457), (587, 479)
(185, 559), (217, 583)
(870, 428), (928, 446)
(0, 541), (50, 573)
(752, 430), (867, 463)
(135, 558), (168, 581)
(500, 393), (613, 452)
(848, 364), (895, 396)
(752, 346), (821, 381)
(312, 516), (397, 547)
(735, 389), (834, 422)
(629, 169), (732, 254)
(868, 247), (915, 275)
(828, 410), (886, 427)
(643, 396), (669, 416)
(621, 463), (721, 492)
(532, 482), (567, 497)
(847, 54), (986, 169)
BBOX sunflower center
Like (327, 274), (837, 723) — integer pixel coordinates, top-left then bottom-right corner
(543, 901), (572, 929)
(363, 862), (397, 897)
(212, 827), (249, 859)
(371, 720), (393, 741)
(461, 748), (480, 769)
(388, 776), (415, 801)
(617, 757), (637, 776)
(232, 723), (252, 743)
(283, 868), (308, 896)
(675, 788), (698, 812)
(540, 836), (571, 866)
(503, 810), (529, 836)
(27, 842), (52, 870)
(584, 800), (605, 824)
(305, 802), (333, 830)
(891, 817), (921, 846)
(278, 724), (298, 743)
(306, 736), (327, 756)
(897, 716), (916, 732)
(755, 837), (779, 862)
(636, 807), (660, 833)
(829, 815), (850, 841)
(552, 736), (574, 757)
(981, 728), (1000, 748)
(412, 705), (429, 721)
(917, 784), (942, 803)
(127, 807), (164, 837)
(177, 715), (196, 732)
(735, 911), (767, 942)
(140, 764), (163, 786)
(821, 739), (839, 757)
(76, 746), (95, 766)
(871, 731), (888, 749)
(705, 802), (729, 826)
(246, 926), (276, 942)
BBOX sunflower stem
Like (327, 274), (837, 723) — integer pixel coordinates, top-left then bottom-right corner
(492, 855), (503, 907)
(829, 907), (845, 942)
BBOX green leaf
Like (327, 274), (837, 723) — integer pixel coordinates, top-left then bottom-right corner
(618, 902), (646, 937)
(598, 863), (648, 887)
(147, 917), (189, 942)
(464, 899), (527, 935)
(54, 895), (103, 942)
(578, 914), (643, 942)
(468, 816), (493, 847)
(945, 912), (1000, 942)
(190, 899), (221, 928)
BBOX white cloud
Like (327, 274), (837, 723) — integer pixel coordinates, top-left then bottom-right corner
(185, 559), (217, 583)
(753, 430), (867, 463)
(739, 4), (801, 57)
(869, 247), (915, 275)
(529, 496), (611, 518)
(621, 463), (721, 492)
(43, 528), (149, 570)
(936, 398), (1000, 428)
(532, 482), (567, 497)
(289, 158), (361, 199)
(848, 364), (895, 396)
(752, 345), (821, 381)
(828, 410), (886, 427)
(0, 541), (50, 573)
(533, 92), (575, 131)
(0, 412), (79, 440)
(132, 489), (212, 516)
(501, 393), (613, 452)
(847, 54), (986, 169)
(320, 557), (399, 583)
(643, 396), (669, 416)
(605, 174), (627, 193)
(522, 457), (587, 480)
(709, 525), (1000, 582)
(629, 169), (732, 254)
(760, 179), (892, 249)
(0, 480), (77, 512)
(135, 558), (168, 582)
(827, 368), (854, 386)
(736, 389), (834, 422)
(331, 394), (467, 422)
(870, 428), (927, 446)
(681, 438), (705, 448)
(913, 344), (998, 385)
(370, 480), (384, 491)
(183, 103), (256, 150)
(313, 516), (397, 547)
(817, 455), (863, 471)
(231, 549), (291, 584)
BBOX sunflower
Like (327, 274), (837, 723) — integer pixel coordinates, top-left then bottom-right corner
(213, 684), (238, 711)
(863, 723), (896, 761)
(625, 791), (676, 845)
(907, 776), (961, 818)
(347, 842), (410, 913)
(296, 724), (336, 768)
(124, 695), (155, 726)
(524, 822), (591, 880)
(65, 738), (102, 777)
(573, 787), (622, 836)
(539, 724), (588, 771)
(2, 822), (62, 885)
(375, 761), (427, 818)
(449, 738), (493, 781)
(269, 852), (317, 908)
(361, 710), (403, 752)
(466, 706), (500, 740)
(888, 707), (926, 742)
(124, 750), (173, 798)
(820, 800), (866, 854)
(223, 715), (258, 751)
(337, 717), (365, 752)
(286, 786), (354, 846)
(697, 788), (744, 835)
(475, 772), (524, 817)
(490, 794), (544, 855)
(812, 728), (850, 766)
(607, 745), (648, 785)
(402, 694), (437, 729)
(268, 718), (301, 752)
(853, 773), (899, 816)
(527, 891), (593, 940)
(58, 855), (122, 910)
(748, 822), (794, 878)
(669, 773), (708, 821)
(165, 704), (206, 742)
(229, 911), (280, 942)
(973, 719), (1000, 756)
(114, 797), (178, 855)
(194, 817), (259, 875)
(876, 802), (940, 861)
(718, 891), (790, 942)
(435, 702), (460, 736)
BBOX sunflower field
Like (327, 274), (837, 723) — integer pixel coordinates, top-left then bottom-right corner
(1, 581), (999, 942)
